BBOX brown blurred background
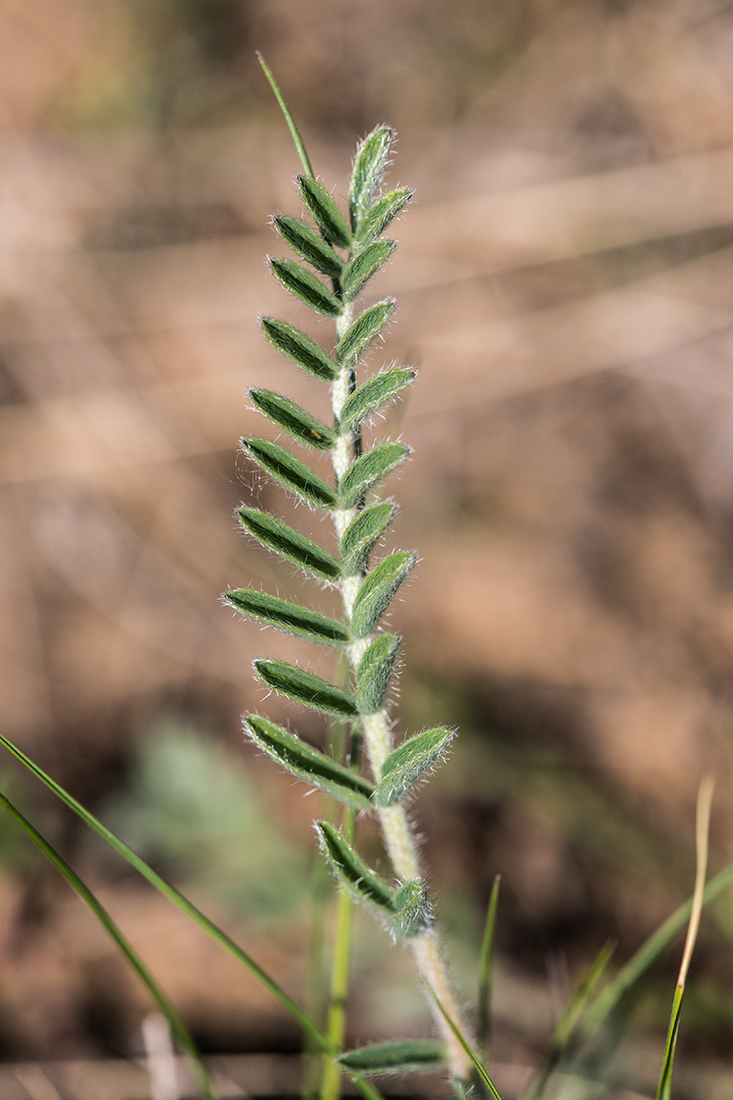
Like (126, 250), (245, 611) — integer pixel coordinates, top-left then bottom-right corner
(2, 0), (733, 1096)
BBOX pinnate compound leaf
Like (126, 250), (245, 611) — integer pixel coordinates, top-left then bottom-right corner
(340, 368), (415, 432)
(339, 442), (409, 509)
(238, 508), (341, 581)
(350, 127), (393, 232)
(341, 502), (396, 575)
(337, 1040), (446, 1077)
(270, 258), (341, 317)
(351, 551), (416, 638)
(255, 659), (358, 717)
(274, 215), (343, 277)
(242, 438), (337, 510)
(297, 176), (352, 248)
(343, 240), (396, 301)
(261, 318), (338, 382)
(337, 301), (394, 366)
(316, 821), (396, 911)
(250, 389), (335, 450)
(358, 187), (413, 245)
(245, 716), (374, 810)
(388, 881), (432, 939)
(375, 728), (455, 806)
(225, 589), (349, 646)
(356, 633), (401, 713)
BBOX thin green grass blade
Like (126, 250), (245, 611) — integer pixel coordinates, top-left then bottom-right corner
(226, 589), (349, 646)
(0, 790), (219, 1100)
(478, 874), (501, 1062)
(256, 53), (314, 178)
(274, 215), (343, 278)
(0, 731), (327, 1055)
(340, 369), (415, 433)
(244, 716), (374, 810)
(237, 508), (341, 582)
(337, 1039), (446, 1077)
(578, 864), (733, 1043)
(655, 775), (713, 1100)
(255, 659), (359, 717)
(0, 733), (386, 1100)
(424, 980), (504, 1100)
(261, 318), (339, 382)
(521, 939), (615, 1100)
(249, 389), (336, 450)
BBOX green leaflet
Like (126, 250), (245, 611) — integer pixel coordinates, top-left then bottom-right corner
(225, 589), (349, 646)
(274, 215), (343, 278)
(242, 438), (337, 510)
(270, 258), (341, 317)
(388, 881), (432, 939)
(261, 318), (339, 382)
(343, 240), (396, 301)
(337, 301), (394, 366)
(297, 176), (352, 248)
(337, 1040), (446, 1077)
(356, 633), (401, 714)
(350, 127), (393, 232)
(245, 716), (374, 811)
(351, 551), (416, 638)
(340, 502), (396, 575)
(238, 508), (341, 582)
(358, 187), (413, 245)
(375, 728), (456, 806)
(255, 659), (358, 717)
(339, 442), (410, 509)
(316, 821), (396, 912)
(340, 369), (416, 432)
(249, 389), (335, 450)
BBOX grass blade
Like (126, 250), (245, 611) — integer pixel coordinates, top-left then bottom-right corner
(256, 52), (314, 178)
(478, 874), (501, 1063)
(656, 775), (714, 1100)
(0, 790), (219, 1100)
(424, 980), (504, 1100)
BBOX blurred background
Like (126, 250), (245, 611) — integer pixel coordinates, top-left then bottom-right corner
(2, 0), (733, 1096)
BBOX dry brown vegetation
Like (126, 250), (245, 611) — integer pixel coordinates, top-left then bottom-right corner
(2, 0), (733, 1095)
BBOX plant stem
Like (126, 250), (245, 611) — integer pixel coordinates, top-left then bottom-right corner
(328, 294), (473, 1083)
